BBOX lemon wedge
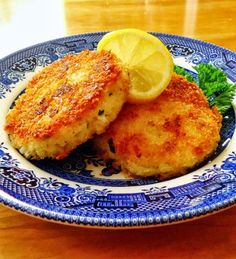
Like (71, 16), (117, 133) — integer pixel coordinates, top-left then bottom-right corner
(97, 28), (174, 103)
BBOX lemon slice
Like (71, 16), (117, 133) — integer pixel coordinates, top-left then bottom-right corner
(97, 28), (174, 103)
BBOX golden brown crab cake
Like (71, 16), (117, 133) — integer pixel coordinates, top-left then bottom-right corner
(93, 74), (222, 180)
(5, 50), (129, 160)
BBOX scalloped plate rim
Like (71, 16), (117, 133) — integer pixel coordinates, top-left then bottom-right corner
(0, 32), (236, 228)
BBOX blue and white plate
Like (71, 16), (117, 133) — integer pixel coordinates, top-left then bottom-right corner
(0, 32), (236, 228)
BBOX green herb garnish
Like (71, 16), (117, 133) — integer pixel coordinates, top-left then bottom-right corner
(174, 65), (196, 83)
(174, 63), (236, 114)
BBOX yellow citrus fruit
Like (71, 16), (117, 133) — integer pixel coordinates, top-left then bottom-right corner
(97, 28), (173, 103)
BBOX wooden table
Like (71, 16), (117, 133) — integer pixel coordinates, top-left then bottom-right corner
(0, 0), (236, 258)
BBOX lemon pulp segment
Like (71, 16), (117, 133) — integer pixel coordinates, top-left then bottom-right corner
(97, 28), (174, 103)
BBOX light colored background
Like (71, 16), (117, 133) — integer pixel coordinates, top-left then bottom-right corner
(0, 0), (236, 59)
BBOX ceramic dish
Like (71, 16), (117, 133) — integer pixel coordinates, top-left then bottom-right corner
(0, 32), (236, 228)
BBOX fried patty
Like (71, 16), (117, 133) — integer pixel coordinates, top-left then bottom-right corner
(5, 50), (128, 159)
(93, 74), (222, 179)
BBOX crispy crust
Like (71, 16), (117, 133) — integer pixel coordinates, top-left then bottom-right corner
(5, 50), (123, 139)
(5, 50), (128, 159)
(94, 74), (223, 179)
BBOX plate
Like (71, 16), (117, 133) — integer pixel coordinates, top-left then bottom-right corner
(0, 32), (236, 228)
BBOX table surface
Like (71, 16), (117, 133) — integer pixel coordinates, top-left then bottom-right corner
(0, 0), (236, 258)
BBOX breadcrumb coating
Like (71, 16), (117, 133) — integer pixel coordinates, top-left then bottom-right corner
(93, 74), (222, 179)
(5, 50), (128, 159)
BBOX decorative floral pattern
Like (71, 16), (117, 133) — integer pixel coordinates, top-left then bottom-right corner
(1, 167), (39, 188)
(0, 32), (236, 227)
(0, 141), (236, 226)
(166, 44), (194, 57)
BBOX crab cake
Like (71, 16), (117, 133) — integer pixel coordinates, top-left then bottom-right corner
(93, 74), (222, 179)
(5, 50), (128, 159)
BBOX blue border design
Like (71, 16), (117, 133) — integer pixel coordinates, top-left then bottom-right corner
(0, 32), (236, 227)
(1, 149), (236, 227)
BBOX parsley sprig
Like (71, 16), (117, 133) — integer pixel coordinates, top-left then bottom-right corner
(174, 63), (236, 114)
